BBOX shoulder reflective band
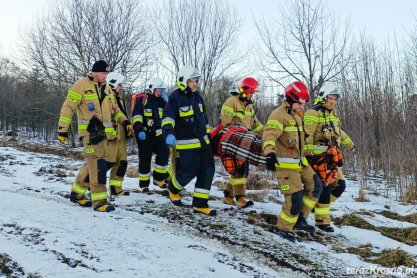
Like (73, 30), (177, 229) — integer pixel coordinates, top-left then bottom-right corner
(266, 119), (283, 130)
(67, 90), (82, 103)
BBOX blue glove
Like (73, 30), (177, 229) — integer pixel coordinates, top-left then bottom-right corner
(166, 134), (176, 146)
(138, 131), (146, 140)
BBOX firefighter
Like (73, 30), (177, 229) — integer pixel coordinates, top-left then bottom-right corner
(263, 81), (322, 241)
(162, 65), (216, 216)
(303, 82), (355, 232)
(105, 72), (132, 196)
(132, 77), (170, 192)
(220, 77), (264, 208)
(58, 60), (131, 212)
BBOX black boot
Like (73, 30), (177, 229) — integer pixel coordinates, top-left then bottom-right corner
(294, 217), (315, 233)
(271, 227), (296, 242)
(317, 224), (334, 233)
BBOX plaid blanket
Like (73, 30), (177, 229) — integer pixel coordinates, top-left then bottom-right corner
(218, 126), (266, 167)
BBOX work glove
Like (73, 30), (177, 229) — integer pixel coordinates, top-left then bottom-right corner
(165, 134), (176, 146)
(266, 153), (278, 171)
(58, 132), (68, 144)
(138, 131), (146, 140)
(122, 120), (133, 137)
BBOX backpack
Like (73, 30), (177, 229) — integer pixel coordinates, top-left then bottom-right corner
(130, 92), (148, 116)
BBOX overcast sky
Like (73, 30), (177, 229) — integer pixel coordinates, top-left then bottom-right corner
(1, 0), (416, 59)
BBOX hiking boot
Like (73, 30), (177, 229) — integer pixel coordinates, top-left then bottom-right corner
(168, 189), (183, 206)
(235, 196), (254, 209)
(294, 217), (315, 233)
(193, 207), (217, 216)
(316, 224), (334, 233)
(271, 227), (296, 242)
(223, 190), (235, 205)
(153, 180), (168, 189)
(94, 203), (115, 212)
(110, 186), (130, 196)
(69, 191), (92, 207)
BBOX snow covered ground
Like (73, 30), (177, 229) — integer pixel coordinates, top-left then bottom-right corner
(0, 143), (416, 277)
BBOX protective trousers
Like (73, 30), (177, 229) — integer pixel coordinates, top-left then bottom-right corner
(315, 167), (346, 225)
(106, 134), (128, 194)
(225, 162), (249, 197)
(136, 133), (169, 189)
(275, 165), (320, 232)
(71, 135), (108, 207)
(168, 147), (214, 208)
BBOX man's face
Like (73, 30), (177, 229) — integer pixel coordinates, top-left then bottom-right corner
(115, 84), (124, 94)
(154, 88), (162, 97)
(292, 102), (304, 113)
(187, 78), (199, 92)
(326, 95), (338, 107)
(93, 72), (108, 83)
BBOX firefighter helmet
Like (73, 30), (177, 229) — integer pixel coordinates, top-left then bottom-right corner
(238, 77), (260, 98)
(176, 65), (201, 90)
(316, 82), (341, 102)
(107, 72), (125, 89)
(285, 81), (310, 104)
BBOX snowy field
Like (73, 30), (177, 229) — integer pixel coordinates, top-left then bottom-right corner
(0, 142), (416, 277)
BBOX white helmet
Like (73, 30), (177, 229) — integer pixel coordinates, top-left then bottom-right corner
(107, 72), (125, 89)
(316, 82), (341, 102)
(176, 65), (201, 89)
(148, 76), (167, 94)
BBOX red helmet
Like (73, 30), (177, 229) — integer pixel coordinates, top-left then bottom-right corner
(238, 77), (260, 98)
(285, 81), (309, 104)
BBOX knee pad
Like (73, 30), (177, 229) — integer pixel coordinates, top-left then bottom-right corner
(106, 161), (115, 171)
(312, 174), (323, 198)
(290, 190), (304, 215)
(332, 179), (346, 198)
(97, 159), (107, 185)
(116, 160), (128, 177)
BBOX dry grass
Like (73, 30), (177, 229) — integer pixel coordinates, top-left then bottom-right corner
(400, 184), (417, 204)
(346, 244), (378, 258)
(126, 164), (139, 178)
(373, 248), (416, 267)
(246, 190), (269, 203)
(246, 172), (273, 190)
(379, 210), (417, 225)
(334, 213), (417, 245)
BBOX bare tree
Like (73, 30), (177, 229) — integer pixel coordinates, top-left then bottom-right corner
(155, 0), (242, 92)
(255, 0), (351, 94)
(22, 0), (153, 94)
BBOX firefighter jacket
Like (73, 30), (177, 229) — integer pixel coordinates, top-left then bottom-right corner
(220, 95), (264, 133)
(58, 74), (127, 140)
(262, 101), (308, 170)
(111, 91), (129, 139)
(303, 103), (354, 155)
(132, 94), (167, 137)
(162, 87), (211, 150)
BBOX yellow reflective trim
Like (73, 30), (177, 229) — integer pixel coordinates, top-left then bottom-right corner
(172, 175), (183, 190)
(162, 119), (175, 128)
(105, 127), (114, 133)
(154, 167), (168, 174)
(176, 143), (201, 150)
(263, 140), (275, 148)
(59, 116), (71, 124)
(159, 111), (163, 117)
(283, 126), (302, 132)
(78, 124), (88, 130)
(342, 136), (351, 145)
(253, 123), (264, 132)
(179, 110), (194, 117)
(303, 196), (317, 208)
(114, 112), (124, 122)
(109, 180), (123, 187)
(193, 192), (209, 199)
(133, 118), (143, 124)
(68, 90), (82, 100)
(91, 192), (108, 201)
(139, 176), (150, 181)
(71, 182), (87, 194)
(229, 177), (246, 186)
(86, 147), (94, 154)
(303, 116), (319, 123)
(280, 184), (290, 191)
(234, 113), (244, 119)
(276, 162), (301, 170)
(279, 211), (298, 224)
(266, 119), (283, 130)
(83, 94), (98, 100)
(315, 207), (330, 216)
